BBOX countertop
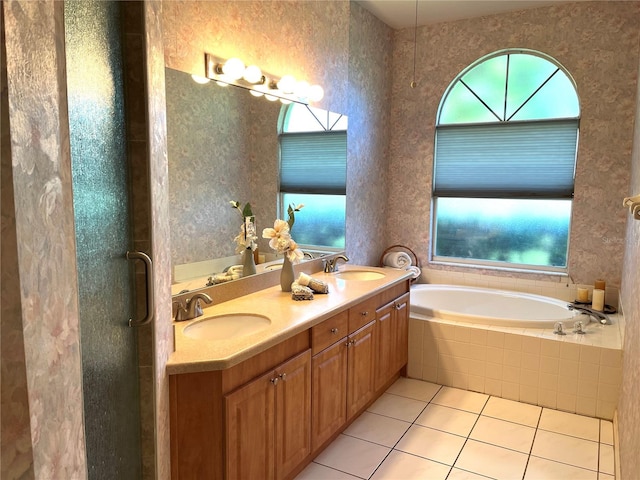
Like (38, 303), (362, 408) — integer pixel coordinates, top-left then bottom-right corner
(167, 265), (413, 375)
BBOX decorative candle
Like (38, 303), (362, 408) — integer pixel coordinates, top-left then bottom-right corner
(594, 279), (606, 290)
(592, 288), (605, 311)
(577, 287), (589, 303)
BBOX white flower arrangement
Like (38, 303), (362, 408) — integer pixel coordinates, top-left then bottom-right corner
(262, 203), (304, 263)
(230, 201), (257, 253)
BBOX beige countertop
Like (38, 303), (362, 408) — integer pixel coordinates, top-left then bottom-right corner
(167, 265), (413, 375)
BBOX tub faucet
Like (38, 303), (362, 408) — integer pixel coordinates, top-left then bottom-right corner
(174, 293), (213, 321)
(568, 303), (611, 325)
(324, 254), (349, 273)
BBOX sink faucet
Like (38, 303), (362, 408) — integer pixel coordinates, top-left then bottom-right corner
(174, 293), (213, 321)
(324, 254), (349, 273)
(567, 303), (611, 325)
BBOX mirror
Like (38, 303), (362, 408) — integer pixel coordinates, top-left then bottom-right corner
(166, 67), (347, 295)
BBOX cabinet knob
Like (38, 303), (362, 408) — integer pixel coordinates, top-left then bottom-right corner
(345, 340), (351, 347)
(271, 377), (279, 386)
(360, 311), (369, 317)
(330, 328), (339, 334)
(279, 373), (287, 381)
(395, 303), (402, 310)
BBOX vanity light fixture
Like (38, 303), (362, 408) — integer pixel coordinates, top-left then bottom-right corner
(204, 53), (324, 104)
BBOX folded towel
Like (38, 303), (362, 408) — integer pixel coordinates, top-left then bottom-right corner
(291, 282), (314, 301)
(383, 251), (412, 268)
(406, 265), (421, 280)
(297, 273), (329, 294)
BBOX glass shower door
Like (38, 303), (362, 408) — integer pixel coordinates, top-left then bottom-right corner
(65, 1), (142, 478)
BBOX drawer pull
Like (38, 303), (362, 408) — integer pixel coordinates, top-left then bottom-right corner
(331, 328), (339, 334)
(395, 304), (402, 310)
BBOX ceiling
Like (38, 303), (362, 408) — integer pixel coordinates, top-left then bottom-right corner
(356, 0), (580, 29)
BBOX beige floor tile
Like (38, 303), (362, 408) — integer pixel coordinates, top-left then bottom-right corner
(599, 444), (614, 475)
(294, 462), (361, 480)
(531, 430), (599, 471)
(600, 420), (614, 445)
(469, 416), (536, 453)
(598, 473), (615, 480)
(367, 393), (427, 422)
(343, 412), (411, 448)
(482, 396), (542, 427)
(447, 468), (495, 480)
(395, 425), (466, 465)
(313, 434), (390, 479)
(370, 450), (451, 480)
(538, 408), (600, 441)
(431, 386), (489, 413)
(415, 404), (479, 437)
(524, 456), (598, 480)
(385, 377), (442, 402)
(455, 439), (528, 480)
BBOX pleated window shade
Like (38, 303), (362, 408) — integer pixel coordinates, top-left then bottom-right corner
(434, 119), (578, 198)
(280, 131), (347, 195)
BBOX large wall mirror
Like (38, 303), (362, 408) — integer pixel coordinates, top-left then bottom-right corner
(166, 67), (348, 295)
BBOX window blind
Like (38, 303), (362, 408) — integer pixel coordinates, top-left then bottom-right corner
(433, 119), (578, 198)
(280, 131), (347, 195)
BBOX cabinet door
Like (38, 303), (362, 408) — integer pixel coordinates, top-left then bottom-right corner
(375, 300), (396, 391)
(394, 293), (410, 373)
(312, 338), (348, 451)
(347, 320), (377, 420)
(275, 350), (312, 480)
(225, 369), (277, 480)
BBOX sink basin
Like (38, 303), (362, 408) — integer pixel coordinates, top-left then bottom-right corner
(183, 314), (271, 341)
(334, 270), (386, 281)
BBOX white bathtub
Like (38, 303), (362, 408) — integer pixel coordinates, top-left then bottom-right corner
(410, 284), (578, 328)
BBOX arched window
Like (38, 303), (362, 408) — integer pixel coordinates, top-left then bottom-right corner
(432, 49), (580, 270)
(279, 103), (348, 249)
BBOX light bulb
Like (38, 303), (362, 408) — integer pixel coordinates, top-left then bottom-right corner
(309, 85), (324, 102)
(294, 81), (310, 99)
(243, 65), (263, 84)
(265, 89), (280, 101)
(191, 74), (210, 84)
(277, 75), (297, 94)
(279, 98), (292, 105)
(222, 57), (245, 80)
(215, 80), (230, 87)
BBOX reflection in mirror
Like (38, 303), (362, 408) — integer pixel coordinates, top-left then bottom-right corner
(165, 68), (347, 295)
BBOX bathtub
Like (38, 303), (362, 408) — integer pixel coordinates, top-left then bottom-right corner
(407, 283), (623, 420)
(410, 284), (577, 328)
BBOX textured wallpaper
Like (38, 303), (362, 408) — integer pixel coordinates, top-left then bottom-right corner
(386, 1), (640, 287)
(619, 36), (640, 480)
(2, 1), (87, 478)
(346, 3), (394, 266)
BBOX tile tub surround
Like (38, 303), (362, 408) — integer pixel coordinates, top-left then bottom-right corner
(408, 314), (622, 420)
(295, 378), (615, 480)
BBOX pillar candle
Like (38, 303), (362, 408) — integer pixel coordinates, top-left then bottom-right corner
(577, 287), (589, 303)
(592, 288), (605, 311)
(594, 279), (606, 290)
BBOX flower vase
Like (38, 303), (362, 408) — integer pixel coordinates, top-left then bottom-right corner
(280, 254), (295, 292)
(242, 247), (256, 277)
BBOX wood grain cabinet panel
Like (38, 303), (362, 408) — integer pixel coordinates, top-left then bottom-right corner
(311, 338), (348, 450)
(226, 350), (311, 480)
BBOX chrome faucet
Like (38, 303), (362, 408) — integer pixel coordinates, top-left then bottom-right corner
(568, 303), (611, 325)
(324, 254), (350, 273)
(174, 293), (213, 321)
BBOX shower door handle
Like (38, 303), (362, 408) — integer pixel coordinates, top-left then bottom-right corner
(126, 251), (154, 327)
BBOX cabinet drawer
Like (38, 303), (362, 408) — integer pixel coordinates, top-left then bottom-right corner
(311, 310), (348, 355)
(348, 295), (379, 333)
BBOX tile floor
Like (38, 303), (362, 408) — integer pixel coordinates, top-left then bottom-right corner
(295, 378), (615, 480)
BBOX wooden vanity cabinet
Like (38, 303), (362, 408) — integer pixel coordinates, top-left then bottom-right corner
(225, 349), (311, 480)
(375, 291), (409, 391)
